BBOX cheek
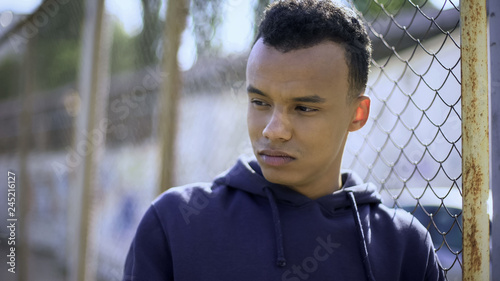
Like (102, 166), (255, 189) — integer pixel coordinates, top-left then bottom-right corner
(300, 119), (349, 148)
(247, 108), (264, 138)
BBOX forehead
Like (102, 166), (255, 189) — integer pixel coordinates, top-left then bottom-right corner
(246, 39), (349, 95)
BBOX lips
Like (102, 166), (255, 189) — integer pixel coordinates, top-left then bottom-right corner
(258, 150), (296, 167)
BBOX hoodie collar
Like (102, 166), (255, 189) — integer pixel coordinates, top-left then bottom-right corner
(214, 155), (381, 208)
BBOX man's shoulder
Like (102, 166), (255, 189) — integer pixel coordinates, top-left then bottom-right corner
(151, 181), (228, 210)
(149, 181), (233, 224)
(368, 203), (443, 278)
(153, 182), (215, 204)
(371, 203), (431, 242)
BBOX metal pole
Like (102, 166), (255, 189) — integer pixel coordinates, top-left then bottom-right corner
(157, 0), (190, 194)
(461, 0), (490, 280)
(17, 31), (35, 281)
(489, 0), (500, 278)
(67, 0), (108, 280)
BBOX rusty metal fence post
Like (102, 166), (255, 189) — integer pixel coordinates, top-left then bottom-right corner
(461, 0), (490, 280)
(490, 0), (500, 279)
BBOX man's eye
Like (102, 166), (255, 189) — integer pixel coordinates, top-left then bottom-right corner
(296, 106), (318, 112)
(251, 100), (269, 107)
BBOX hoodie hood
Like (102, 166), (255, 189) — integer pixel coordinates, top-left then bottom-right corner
(214, 155), (382, 208)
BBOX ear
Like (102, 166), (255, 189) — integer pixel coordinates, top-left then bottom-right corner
(348, 96), (370, 132)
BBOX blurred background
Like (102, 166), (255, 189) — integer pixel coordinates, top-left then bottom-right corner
(0, 0), (491, 280)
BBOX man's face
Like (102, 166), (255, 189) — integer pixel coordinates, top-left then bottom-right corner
(246, 39), (369, 197)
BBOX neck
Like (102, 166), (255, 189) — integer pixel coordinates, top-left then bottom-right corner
(289, 173), (343, 200)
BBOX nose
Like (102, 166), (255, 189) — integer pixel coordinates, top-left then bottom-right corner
(262, 109), (292, 141)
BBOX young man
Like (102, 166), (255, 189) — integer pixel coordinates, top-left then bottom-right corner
(123, 0), (445, 280)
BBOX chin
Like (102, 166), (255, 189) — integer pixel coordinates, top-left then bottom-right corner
(261, 168), (295, 187)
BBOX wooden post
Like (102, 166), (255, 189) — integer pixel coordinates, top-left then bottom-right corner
(17, 28), (36, 281)
(157, 0), (191, 194)
(67, 0), (109, 280)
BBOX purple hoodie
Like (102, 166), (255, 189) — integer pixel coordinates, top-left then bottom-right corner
(123, 156), (444, 280)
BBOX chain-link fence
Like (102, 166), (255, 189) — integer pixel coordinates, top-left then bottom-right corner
(0, 0), (492, 280)
(344, 0), (464, 279)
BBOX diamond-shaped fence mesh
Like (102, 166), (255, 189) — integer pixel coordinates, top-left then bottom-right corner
(343, 0), (464, 279)
(0, 0), (488, 280)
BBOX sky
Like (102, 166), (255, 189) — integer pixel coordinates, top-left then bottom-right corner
(0, 0), (42, 14)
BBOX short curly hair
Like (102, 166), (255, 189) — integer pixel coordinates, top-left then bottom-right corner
(255, 0), (372, 100)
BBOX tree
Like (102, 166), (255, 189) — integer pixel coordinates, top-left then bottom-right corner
(136, 0), (163, 67)
(190, 0), (224, 57)
(253, 0), (271, 40)
(353, 0), (429, 19)
(0, 58), (21, 100)
(33, 0), (84, 91)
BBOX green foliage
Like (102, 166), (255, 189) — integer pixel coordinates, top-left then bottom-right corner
(0, 58), (21, 100)
(35, 39), (80, 91)
(253, 0), (272, 40)
(0, 0), (84, 99)
(33, 0), (84, 91)
(135, 0), (163, 67)
(36, 0), (83, 41)
(190, 0), (224, 57)
(353, 0), (429, 18)
(110, 23), (137, 73)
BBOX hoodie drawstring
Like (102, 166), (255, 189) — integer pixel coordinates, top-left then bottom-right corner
(347, 191), (376, 281)
(263, 186), (376, 277)
(264, 187), (287, 267)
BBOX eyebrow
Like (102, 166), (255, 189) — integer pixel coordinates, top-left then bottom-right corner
(246, 85), (326, 104)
